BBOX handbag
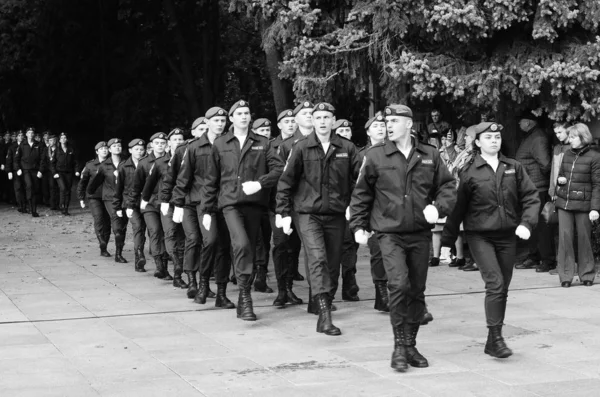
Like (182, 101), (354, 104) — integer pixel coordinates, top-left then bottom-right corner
(541, 200), (558, 225)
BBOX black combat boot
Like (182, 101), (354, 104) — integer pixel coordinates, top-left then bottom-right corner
(153, 255), (165, 279)
(161, 254), (173, 281)
(186, 271), (198, 299)
(99, 242), (111, 258)
(286, 279), (303, 305)
(341, 273), (360, 301)
(194, 277), (210, 304)
(172, 253), (188, 289)
(391, 326), (408, 372)
(253, 266), (273, 293)
(215, 283), (235, 309)
(307, 288), (318, 315)
(404, 324), (429, 368)
(236, 275), (257, 321)
(114, 245), (127, 263)
(134, 248), (146, 272)
(374, 281), (390, 312)
(30, 200), (39, 217)
(272, 279), (287, 307)
(484, 325), (513, 358)
(316, 294), (341, 336)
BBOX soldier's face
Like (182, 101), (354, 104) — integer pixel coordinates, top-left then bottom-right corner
(476, 132), (501, 155)
(386, 116), (412, 142)
(96, 146), (108, 158)
(152, 139), (167, 155)
(431, 112), (440, 122)
(169, 134), (184, 151)
(335, 127), (352, 140)
(312, 111), (335, 136)
(295, 109), (312, 129)
(109, 143), (122, 155)
(17, 134), (24, 143)
(26, 130), (34, 140)
(192, 124), (209, 137)
(254, 127), (271, 139)
(208, 116), (227, 135)
(278, 117), (296, 138)
(367, 121), (386, 144)
(49, 137), (57, 146)
(129, 145), (145, 160)
(230, 108), (250, 129)
(59, 135), (67, 145)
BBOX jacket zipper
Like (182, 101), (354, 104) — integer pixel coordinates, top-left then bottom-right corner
(564, 151), (580, 209)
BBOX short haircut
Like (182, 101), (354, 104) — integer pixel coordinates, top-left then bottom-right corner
(568, 123), (594, 145)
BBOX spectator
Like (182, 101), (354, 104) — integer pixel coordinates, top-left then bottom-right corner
(426, 109), (451, 149)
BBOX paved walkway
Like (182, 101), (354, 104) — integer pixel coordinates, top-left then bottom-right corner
(1, 202), (600, 396)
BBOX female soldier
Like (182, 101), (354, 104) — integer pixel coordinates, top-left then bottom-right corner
(443, 122), (540, 359)
(51, 132), (80, 215)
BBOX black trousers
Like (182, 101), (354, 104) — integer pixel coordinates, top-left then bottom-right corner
(378, 231), (430, 327)
(297, 213), (346, 297)
(254, 209), (272, 271)
(0, 170), (9, 202)
(557, 209), (595, 283)
(269, 210), (294, 283)
(130, 208), (147, 252)
(89, 198), (111, 248)
(200, 209), (232, 284)
(528, 192), (555, 265)
(13, 175), (25, 207)
(103, 200), (127, 247)
(368, 234), (387, 282)
(181, 205), (202, 272)
(56, 172), (74, 210)
(222, 204), (262, 280)
(22, 170), (40, 202)
(143, 209), (165, 257)
(341, 224), (359, 285)
(160, 205), (185, 260)
(466, 231), (516, 327)
(42, 172), (59, 207)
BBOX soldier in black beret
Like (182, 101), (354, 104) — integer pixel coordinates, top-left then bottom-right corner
(51, 133), (81, 216)
(14, 127), (44, 217)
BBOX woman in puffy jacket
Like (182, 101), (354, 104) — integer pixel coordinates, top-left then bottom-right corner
(51, 132), (80, 215)
(554, 123), (600, 287)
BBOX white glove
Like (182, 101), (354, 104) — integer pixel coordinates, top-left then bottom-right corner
(354, 229), (369, 245)
(242, 181), (262, 195)
(140, 200), (148, 210)
(345, 207), (350, 221)
(37, 171), (42, 179)
(203, 214), (212, 231)
(0, 165), (4, 171)
(126, 208), (133, 218)
(75, 172), (80, 177)
(116, 210), (123, 218)
(590, 210), (599, 222)
(80, 200), (85, 209)
(17, 169), (22, 176)
(53, 174), (59, 179)
(282, 216), (293, 235)
(515, 225), (531, 240)
(173, 206), (184, 223)
(160, 202), (169, 216)
(275, 214), (283, 228)
(423, 205), (439, 224)
(8, 172), (12, 180)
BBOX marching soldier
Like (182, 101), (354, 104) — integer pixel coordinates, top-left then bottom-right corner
(51, 132), (80, 215)
(77, 141), (112, 257)
(41, 132), (59, 210)
(14, 128), (44, 217)
(277, 102), (361, 336)
(6, 131), (26, 212)
(350, 104), (456, 372)
(201, 100), (284, 321)
(86, 138), (128, 263)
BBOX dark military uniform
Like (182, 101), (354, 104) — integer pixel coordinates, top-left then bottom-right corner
(6, 142), (26, 211)
(77, 158), (111, 254)
(50, 144), (80, 214)
(41, 144), (59, 209)
(0, 140), (9, 202)
(14, 140), (43, 215)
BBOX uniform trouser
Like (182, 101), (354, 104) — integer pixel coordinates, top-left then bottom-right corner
(143, 209), (165, 256)
(289, 213), (304, 276)
(557, 209), (595, 283)
(222, 205), (262, 280)
(297, 213), (346, 296)
(88, 198), (111, 248)
(130, 209), (147, 252)
(0, 171), (8, 201)
(378, 231), (430, 327)
(255, 209), (272, 271)
(201, 210), (232, 283)
(269, 210), (292, 283)
(466, 231), (516, 327)
(22, 170), (40, 202)
(103, 200), (127, 247)
(340, 225), (359, 286)
(368, 234), (387, 282)
(181, 205), (202, 273)
(160, 206), (185, 260)
(42, 172), (59, 207)
(13, 175), (25, 206)
(527, 192), (555, 264)
(56, 172), (74, 210)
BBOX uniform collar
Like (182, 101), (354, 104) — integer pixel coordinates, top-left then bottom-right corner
(306, 131), (343, 148)
(224, 129), (260, 143)
(383, 137), (425, 156)
(197, 133), (211, 147)
(473, 153), (511, 168)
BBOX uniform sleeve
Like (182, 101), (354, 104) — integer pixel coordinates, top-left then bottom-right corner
(160, 152), (181, 203)
(172, 146), (194, 208)
(112, 166), (126, 213)
(142, 163), (160, 203)
(200, 146), (221, 214)
(349, 144), (362, 193)
(517, 162), (541, 232)
(257, 142), (284, 189)
(532, 132), (552, 175)
(590, 153), (600, 212)
(77, 163), (91, 200)
(5, 148), (13, 172)
(275, 145), (303, 217)
(13, 145), (21, 171)
(349, 153), (377, 233)
(441, 171), (470, 247)
(432, 151), (457, 218)
(86, 164), (105, 196)
(50, 150), (58, 175)
(130, 163), (146, 208)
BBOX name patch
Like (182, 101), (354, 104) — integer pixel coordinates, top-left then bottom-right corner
(505, 169), (515, 174)
(422, 159), (433, 164)
(336, 153), (348, 158)
(252, 146), (264, 150)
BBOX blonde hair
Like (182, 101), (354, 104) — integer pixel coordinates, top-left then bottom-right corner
(568, 123), (593, 145)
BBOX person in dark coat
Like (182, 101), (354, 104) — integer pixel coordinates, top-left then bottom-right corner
(14, 128), (44, 217)
(6, 131), (26, 212)
(350, 104), (456, 372)
(443, 122), (540, 359)
(41, 133), (59, 210)
(77, 141), (112, 257)
(51, 132), (80, 215)
(554, 123), (600, 287)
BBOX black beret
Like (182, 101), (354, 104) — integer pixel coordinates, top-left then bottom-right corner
(277, 109), (294, 122)
(48, 133), (57, 140)
(293, 101), (314, 116)
(107, 138), (121, 147)
(191, 117), (207, 130)
(365, 114), (385, 130)
(333, 119), (352, 130)
(473, 122), (503, 136)
(205, 107), (227, 119)
(229, 100), (250, 116)
(167, 128), (184, 139)
(384, 104), (413, 118)
(128, 139), (145, 148)
(252, 118), (271, 130)
(59, 132), (67, 138)
(312, 102), (335, 114)
(26, 127), (35, 133)
(95, 141), (108, 150)
(150, 132), (167, 141)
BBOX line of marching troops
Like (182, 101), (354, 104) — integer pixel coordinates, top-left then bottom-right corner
(4, 99), (543, 373)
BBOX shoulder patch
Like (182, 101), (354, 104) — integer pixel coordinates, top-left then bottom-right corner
(422, 159), (434, 165)
(504, 169), (516, 174)
(252, 146), (264, 150)
(336, 153), (349, 158)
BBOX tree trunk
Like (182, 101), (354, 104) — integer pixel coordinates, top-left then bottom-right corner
(260, 19), (293, 114)
(201, 1), (222, 110)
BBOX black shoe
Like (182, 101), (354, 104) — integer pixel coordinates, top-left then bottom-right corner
(561, 281), (572, 288)
(420, 311), (434, 326)
(342, 289), (360, 302)
(391, 327), (408, 372)
(186, 272), (198, 299)
(293, 272), (305, 281)
(173, 276), (188, 289)
(583, 280), (593, 286)
(342, 275), (360, 301)
(273, 288), (287, 307)
(134, 249), (146, 272)
(374, 281), (390, 312)
(215, 283), (235, 309)
(161, 256), (173, 281)
(462, 263), (479, 272)
(404, 324), (429, 367)
(484, 325), (513, 358)
(31, 212), (39, 218)
(100, 249), (112, 258)
(194, 277), (210, 304)
(429, 257), (440, 267)
(515, 258), (537, 269)
(114, 246), (127, 263)
(535, 262), (554, 273)
(450, 257), (465, 268)
(253, 266), (274, 293)
(315, 294), (341, 336)
(236, 275), (257, 321)
(286, 280), (303, 305)
(230, 274), (237, 285)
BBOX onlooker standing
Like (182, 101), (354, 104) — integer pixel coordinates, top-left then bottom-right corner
(515, 113), (554, 272)
(426, 109), (451, 149)
(554, 123), (600, 287)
